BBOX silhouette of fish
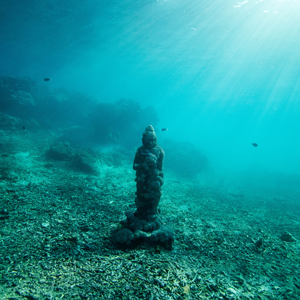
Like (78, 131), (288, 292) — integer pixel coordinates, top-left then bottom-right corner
(44, 78), (51, 82)
(23, 126), (26, 130)
(252, 143), (258, 147)
(161, 128), (168, 131)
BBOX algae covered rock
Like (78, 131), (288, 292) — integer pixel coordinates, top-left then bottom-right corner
(46, 142), (100, 174)
(280, 232), (296, 242)
(0, 76), (97, 129)
(115, 228), (134, 244)
(46, 142), (75, 161)
(72, 150), (98, 174)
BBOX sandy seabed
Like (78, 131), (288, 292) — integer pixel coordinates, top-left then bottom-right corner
(0, 130), (300, 300)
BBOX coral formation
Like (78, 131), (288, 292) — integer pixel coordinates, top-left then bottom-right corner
(280, 232), (296, 242)
(46, 142), (75, 161)
(115, 125), (174, 248)
(0, 77), (160, 149)
(72, 150), (97, 174)
(45, 142), (123, 174)
(0, 76), (97, 129)
(46, 142), (98, 173)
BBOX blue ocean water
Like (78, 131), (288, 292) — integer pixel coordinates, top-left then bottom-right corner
(1, 0), (299, 183)
(1, 1), (300, 298)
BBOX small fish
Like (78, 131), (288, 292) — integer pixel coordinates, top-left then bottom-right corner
(252, 143), (258, 147)
(44, 78), (51, 82)
(161, 128), (168, 132)
(23, 126), (26, 130)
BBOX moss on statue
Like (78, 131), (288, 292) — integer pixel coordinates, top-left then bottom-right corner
(115, 125), (174, 249)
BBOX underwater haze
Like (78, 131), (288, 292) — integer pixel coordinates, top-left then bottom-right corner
(2, 1), (300, 299)
(1, 0), (300, 183)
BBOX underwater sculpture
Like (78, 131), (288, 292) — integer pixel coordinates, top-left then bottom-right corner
(115, 125), (174, 247)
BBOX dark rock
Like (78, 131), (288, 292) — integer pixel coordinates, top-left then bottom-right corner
(280, 232), (296, 242)
(72, 150), (98, 174)
(46, 142), (75, 161)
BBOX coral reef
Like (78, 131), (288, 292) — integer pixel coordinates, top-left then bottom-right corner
(115, 125), (174, 248)
(1, 130), (300, 299)
(45, 142), (124, 173)
(46, 142), (75, 161)
(0, 77), (160, 149)
(46, 142), (98, 174)
(89, 98), (159, 147)
(0, 76), (97, 129)
(72, 150), (97, 174)
(280, 232), (296, 242)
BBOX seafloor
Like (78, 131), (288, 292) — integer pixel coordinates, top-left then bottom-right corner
(0, 130), (300, 300)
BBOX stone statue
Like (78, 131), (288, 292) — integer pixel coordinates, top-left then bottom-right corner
(115, 125), (174, 247)
(133, 125), (164, 218)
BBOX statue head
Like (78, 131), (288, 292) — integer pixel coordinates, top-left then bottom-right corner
(142, 125), (157, 149)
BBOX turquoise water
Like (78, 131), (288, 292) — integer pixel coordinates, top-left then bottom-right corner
(1, 0), (300, 184)
(1, 2), (300, 298)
